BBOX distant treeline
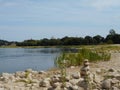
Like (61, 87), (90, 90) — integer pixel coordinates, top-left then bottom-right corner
(1, 29), (120, 46)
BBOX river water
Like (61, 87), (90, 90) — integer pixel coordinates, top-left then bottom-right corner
(0, 48), (61, 73)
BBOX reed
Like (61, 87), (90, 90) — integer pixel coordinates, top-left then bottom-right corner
(55, 48), (111, 67)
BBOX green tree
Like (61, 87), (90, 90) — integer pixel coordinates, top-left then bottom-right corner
(93, 35), (104, 44)
(109, 29), (116, 35)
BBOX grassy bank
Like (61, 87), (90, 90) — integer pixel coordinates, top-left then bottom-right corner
(55, 48), (111, 67)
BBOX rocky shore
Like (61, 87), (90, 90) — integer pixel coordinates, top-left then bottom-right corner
(0, 53), (120, 90)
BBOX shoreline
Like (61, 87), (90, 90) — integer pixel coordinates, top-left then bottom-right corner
(0, 53), (120, 90)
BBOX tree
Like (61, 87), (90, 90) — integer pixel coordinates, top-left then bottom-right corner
(109, 29), (116, 35)
(84, 36), (93, 45)
(93, 35), (104, 44)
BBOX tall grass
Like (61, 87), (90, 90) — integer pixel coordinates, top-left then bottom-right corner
(55, 48), (111, 67)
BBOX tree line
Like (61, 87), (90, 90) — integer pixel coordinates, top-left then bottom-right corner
(0, 29), (120, 46)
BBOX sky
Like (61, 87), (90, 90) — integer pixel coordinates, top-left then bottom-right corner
(0, 0), (120, 41)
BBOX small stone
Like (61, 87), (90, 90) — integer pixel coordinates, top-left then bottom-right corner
(0, 88), (4, 90)
(25, 69), (33, 73)
(69, 85), (79, 90)
(108, 68), (115, 72)
(70, 79), (79, 85)
(51, 77), (60, 83)
(52, 82), (60, 88)
(39, 71), (46, 74)
(96, 69), (102, 74)
(116, 75), (120, 80)
(66, 82), (72, 88)
(112, 86), (119, 90)
(72, 73), (80, 79)
(39, 79), (50, 87)
(65, 76), (70, 82)
(70, 66), (75, 69)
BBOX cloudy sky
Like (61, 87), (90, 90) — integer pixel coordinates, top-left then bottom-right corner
(0, 0), (120, 41)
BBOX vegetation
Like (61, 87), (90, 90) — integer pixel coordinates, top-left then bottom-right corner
(55, 48), (111, 67)
(15, 29), (120, 46)
(0, 29), (120, 47)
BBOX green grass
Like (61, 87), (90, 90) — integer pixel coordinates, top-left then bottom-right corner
(55, 48), (111, 67)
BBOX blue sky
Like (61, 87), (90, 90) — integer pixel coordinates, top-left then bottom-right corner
(0, 0), (120, 41)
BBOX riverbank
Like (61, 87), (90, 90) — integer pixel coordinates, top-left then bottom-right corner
(0, 53), (120, 90)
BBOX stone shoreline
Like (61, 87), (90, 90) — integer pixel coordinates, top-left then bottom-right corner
(0, 53), (120, 90)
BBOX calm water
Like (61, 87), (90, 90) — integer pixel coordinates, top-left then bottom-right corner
(0, 48), (61, 73)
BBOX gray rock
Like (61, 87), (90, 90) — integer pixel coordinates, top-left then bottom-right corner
(51, 77), (60, 83)
(65, 82), (72, 88)
(0, 88), (4, 90)
(112, 86), (119, 90)
(15, 71), (25, 78)
(115, 75), (120, 80)
(39, 79), (50, 87)
(96, 69), (102, 74)
(65, 76), (70, 82)
(52, 82), (61, 88)
(101, 79), (112, 89)
(71, 72), (80, 79)
(70, 79), (79, 85)
(72, 85), (79, 90)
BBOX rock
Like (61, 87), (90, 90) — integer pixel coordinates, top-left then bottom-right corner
(52, 82), (61, 88)
(69, 85), (79, 90)
(105, 72), (119, 78)
(65, 75), (70, 82)
(101, 79), (112, 89)
(115, 75), (120, 80)
(71, 72), (80, 79)
(51, 76), (60, 83)
(25, 69), (33, 73)
(108, 68), (115, 72)
(39, 79), (50, 87)
(65, 82), (72, 88)
(112, 86), (119, 90)
(39, 71), (46, 74)
(111, 78), (119, 84)
(77, 80), (90, 90)
(96, 69), (102, 74)
(92, 73), (102, 83)
(72, 85), (79, 90)
(70, 79), (79, 85)
(15, 71), (25, 78)
(0, 88), (4, 90)
(47, 86), (54, 90)
(31, 71), (38, 75)
(70, 66), (75, 69)
(78, 87), (84, 90)
(1, 73), (14, 83)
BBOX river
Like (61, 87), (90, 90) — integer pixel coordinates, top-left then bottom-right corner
(0, 48), (61, 73)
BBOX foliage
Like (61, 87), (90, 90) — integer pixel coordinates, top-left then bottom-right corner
(15, 29), (120, 46)
(1, 29), (120, 46)
(55, 48), (111, 67)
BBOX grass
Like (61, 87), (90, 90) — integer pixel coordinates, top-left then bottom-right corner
(55, 48), (111, 67)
